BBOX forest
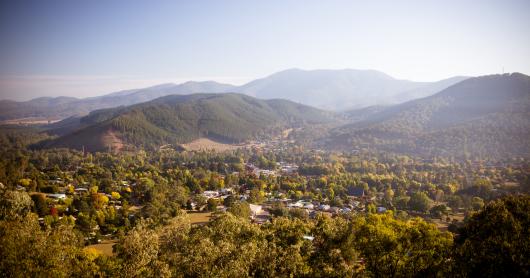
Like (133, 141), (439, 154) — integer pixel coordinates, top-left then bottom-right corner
(0, 127), (529, 277)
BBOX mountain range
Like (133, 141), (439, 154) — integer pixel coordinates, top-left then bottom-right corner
(237, 68), (468, 110)
(0, 81), (234, 121)
(3, 69), (529, 158)
(0, 69), (467, 121)
(328, 73), (530, 158)
(40, 93), (334, 152)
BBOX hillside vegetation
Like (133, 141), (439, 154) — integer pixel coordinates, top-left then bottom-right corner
(0, 81), (234, 121)
(0, 69), (466, 121)
(42, 93), (335, 151)
(329, 73), (530, 158)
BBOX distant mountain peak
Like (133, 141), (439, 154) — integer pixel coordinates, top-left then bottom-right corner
(235, 68), (467, 110)
(0, 68), (472, 121)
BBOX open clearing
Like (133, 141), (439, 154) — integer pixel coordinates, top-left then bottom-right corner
(86, 239), (117, 257)
(102, 129), (125, 152)
(428, 212), (465, 232)
(0, 117), (62, 125)
(188, 211), (212, 225)
(181, 138), (244, 152)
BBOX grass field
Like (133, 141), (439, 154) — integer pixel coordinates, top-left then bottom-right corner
(188, 211), (213, 225)
(86, 239), (117, 257)
(429, 212), (465, 232)
(181, 138), (243, 152)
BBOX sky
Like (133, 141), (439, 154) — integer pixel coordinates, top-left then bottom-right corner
(0, 0), (529, 101)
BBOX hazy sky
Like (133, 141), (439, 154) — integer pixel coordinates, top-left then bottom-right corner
(1, 0), (529, 101)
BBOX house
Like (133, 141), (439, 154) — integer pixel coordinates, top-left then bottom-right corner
(254, 169), (276, 177)
(340, 207), (352, 213)
(219, 188), (233, 195)
(240, 194), (249, 201)
(287, 201), (303, 208)
(249, 204), (271, 224)
(202, 191), (219, 199)
(47, 193), (66, 200)
(75, 188), (89, 195)
(304, 203), (315, 210)
(319, 204), (331, 211)
(377, 207), (387, 213)
(249, 204), (262, 216)
(329, 207), (340, 214)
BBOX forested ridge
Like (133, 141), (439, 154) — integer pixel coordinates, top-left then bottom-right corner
(0, 82), (235, 121)
(329, 73), (530, 159)
(40, 93), (335, 151)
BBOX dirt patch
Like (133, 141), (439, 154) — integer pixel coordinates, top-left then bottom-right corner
(181, 138), (244, 152)
(101, 129), (124, 152)
(188, 211), (213, 225)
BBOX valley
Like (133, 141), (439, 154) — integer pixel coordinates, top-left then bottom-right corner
(1, 1), (529, 276)
(1, 72), (528, 277)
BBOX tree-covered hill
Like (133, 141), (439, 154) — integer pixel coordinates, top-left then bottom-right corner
(329, 73), (530, 158)
(0, 81), (235, 121)
(41, 93), (335, 151)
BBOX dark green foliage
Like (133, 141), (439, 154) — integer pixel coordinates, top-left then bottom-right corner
(31, 193), (49, 217)
(453, 195), (530, 277)
(44, 93), (334, 151)
(0, 126), (52, 151)
(408, 191), (433, 213)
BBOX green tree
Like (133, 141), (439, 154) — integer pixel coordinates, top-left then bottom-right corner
(470, 196), (485, 211)
(430, 204), (448, 218)
(223, 195), (237, 207)
(354, 213), (453, 277)
(248, 188), (265, 204)
(227, 201), (251, 219)
(206, 198), (219, 212)
(409, 191), (433, 213)
(115, 219), (169, 277)
(175, 213), (264, 277)
(310, 214), (364, 277)
(0, 214), (99, 277)
(453, 195), (530, 277)
(31, 193), (49, 217)
(0, 190), (33, 220)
